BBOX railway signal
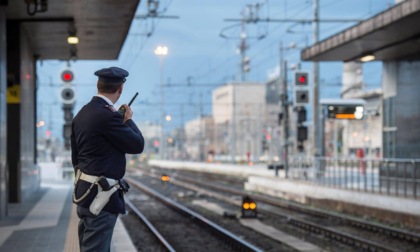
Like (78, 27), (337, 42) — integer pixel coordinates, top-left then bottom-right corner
(296, 107), (307, 152)
(294, 71), (310, 106)
(161, 174), (170, 182)
(241, 196), (257, 218)
(61, 70), (74, 83)
(60, 69), (76, 150)
(294, 71), (308, 86)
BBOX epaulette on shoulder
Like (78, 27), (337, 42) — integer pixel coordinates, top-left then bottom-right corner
(104, 105), (116, 112)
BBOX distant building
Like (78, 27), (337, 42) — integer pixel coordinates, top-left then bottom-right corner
(264, 77), (283, 163)
(167, 127), (186, 160)
(324, 62), (383, 158)
(136, 121), (162, 154)
(343, 90), (383, 158)
(184, 116), (215, 161)
(212, 82), (266, 161)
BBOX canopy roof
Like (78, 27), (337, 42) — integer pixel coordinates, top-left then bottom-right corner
(5, 0), (141, 60)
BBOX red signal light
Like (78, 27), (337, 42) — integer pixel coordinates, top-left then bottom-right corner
(45, 130), (51, 138)
(61, 70), (74, 82)
(154, 140), (160, 147)
(266, 134), (272, 141)
(295, 72), (308, 86)
(298, 75), (306, 83)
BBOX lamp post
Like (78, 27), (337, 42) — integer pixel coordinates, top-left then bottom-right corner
(154, 45), (168, 159)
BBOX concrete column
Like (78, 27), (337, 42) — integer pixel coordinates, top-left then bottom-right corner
(6, 20), (38, 203)
(341, 62), (363, 98)
(382, 61), (420, 158)
(0, 8), (7, 220)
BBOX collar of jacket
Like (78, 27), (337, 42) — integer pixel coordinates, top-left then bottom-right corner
(91, 96), (109, 105)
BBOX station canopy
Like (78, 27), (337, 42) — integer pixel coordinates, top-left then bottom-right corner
(301, 0), (420, 62)
(5, 0), (141, 60)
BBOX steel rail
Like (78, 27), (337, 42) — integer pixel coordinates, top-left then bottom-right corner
(133, 171), (415, 251)
(125, 198), (176, 252)
(162, 176), (398, 251)
(172, 172), (420, 243)
(125, 177), (263, 252)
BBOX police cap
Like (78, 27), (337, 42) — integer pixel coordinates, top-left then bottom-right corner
(94, 66), (129, 84)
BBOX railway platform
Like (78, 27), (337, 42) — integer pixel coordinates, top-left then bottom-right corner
(0, 162), (136, 252)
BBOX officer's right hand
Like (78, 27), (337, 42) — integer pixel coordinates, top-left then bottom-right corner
(122, 104), (133, 123)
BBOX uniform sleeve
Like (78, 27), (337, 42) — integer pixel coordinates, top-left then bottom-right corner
(104, 113), (145, 154)
(70, 121), (79, 167)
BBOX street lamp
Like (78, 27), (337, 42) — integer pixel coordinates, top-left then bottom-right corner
(154, 45), (168, 159)
(36, 120), (45, 127)
(154, 46), (168, 56)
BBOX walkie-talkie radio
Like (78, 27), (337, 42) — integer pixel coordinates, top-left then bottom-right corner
(118, 92), (138, 116)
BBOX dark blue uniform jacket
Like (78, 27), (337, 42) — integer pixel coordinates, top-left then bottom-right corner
(71, 96), (144, 214)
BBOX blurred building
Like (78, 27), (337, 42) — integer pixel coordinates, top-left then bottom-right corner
(184, 116), (214, 161)
(212, 82), (266, 162)
(264, 77), (282, 163)
(324, 62), (383, 158)
(167, 127), (186, 160)
(342, 90), (383, 158)
(136, 121), (162, 154)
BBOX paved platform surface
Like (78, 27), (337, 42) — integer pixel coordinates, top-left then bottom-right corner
(0, 162), (136, 252)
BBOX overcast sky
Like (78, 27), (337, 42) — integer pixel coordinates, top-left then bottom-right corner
(36, 0), (391, 139)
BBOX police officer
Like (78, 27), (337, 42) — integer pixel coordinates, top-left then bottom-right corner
(71, 66), (144, 252)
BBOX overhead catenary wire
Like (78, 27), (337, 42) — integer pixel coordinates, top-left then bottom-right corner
(121, 0), (176, 71)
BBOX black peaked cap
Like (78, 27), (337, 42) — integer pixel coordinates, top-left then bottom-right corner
(94, 66), (129, 84)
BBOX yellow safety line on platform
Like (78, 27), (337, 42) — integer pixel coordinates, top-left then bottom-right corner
(64, 204), (80, 252)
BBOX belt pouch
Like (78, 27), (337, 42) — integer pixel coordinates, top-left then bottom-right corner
(89, 185), (117, 215)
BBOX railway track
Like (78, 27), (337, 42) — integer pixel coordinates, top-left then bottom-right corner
(124, 177), (264, 252)
(133, 167), (420, 252)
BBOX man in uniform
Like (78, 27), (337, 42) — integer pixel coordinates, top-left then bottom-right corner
(71, 66), (144, 251)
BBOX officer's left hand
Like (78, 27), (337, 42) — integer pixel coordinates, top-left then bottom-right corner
(123, 104), (133, 123)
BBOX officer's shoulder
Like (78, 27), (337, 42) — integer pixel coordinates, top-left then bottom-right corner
(103, 104), (116, 113)
(101, 105), (124, 120)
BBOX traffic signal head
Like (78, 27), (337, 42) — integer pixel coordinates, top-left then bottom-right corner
(241, 196), (257, 218)
(243, 56), (251, 72)
(153, 140), (160, 147)
(297, 126), (308, 142)
(278, 112), (283, 125)
(161, 174), (170, 182)
(60, 86), (76, 105)
(294, 90), (309, 105)
(295, 71), (308, 86)
(297, 107), (307, 124)
(61, 70), (74, 83)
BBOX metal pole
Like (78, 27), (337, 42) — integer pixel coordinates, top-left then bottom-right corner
(180, 104), (184, 160)
(199, 92), (203, 161)
(159, 57), (165, 160)
(277, 42), (284, 177)
(313, 0), (321, 157)
(282, 60), (289, 178)
(231, 83), (237, 164)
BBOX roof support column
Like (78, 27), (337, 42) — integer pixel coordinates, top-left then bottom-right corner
(312, 0), (322, 157)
